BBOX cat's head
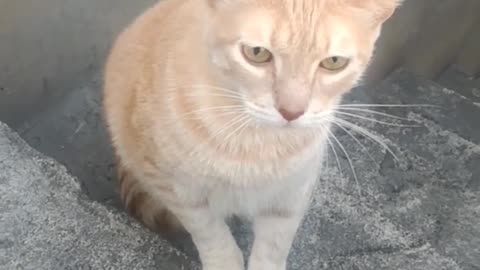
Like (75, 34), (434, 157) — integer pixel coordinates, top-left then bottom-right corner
(203, 0), (401, 128)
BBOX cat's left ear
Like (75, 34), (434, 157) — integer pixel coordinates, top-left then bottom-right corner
(350, 0), (403, 27)
(374, 0), (403, 25)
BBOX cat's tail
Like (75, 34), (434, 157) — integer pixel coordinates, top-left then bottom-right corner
(117, 165), (183, 233)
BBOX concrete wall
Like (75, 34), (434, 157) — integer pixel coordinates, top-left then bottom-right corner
(1, 0), (479, 125)
(367, 0), (480, 84)
(0, 0), (157, 125)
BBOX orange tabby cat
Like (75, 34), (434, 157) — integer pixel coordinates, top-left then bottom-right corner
(103, 0), (401, 269)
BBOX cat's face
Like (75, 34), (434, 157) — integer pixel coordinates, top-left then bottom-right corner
(205, 0), (400, 128)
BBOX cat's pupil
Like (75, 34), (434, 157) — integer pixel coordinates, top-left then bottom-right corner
(253, 47), (262, 55)
(332, 57), (338, 63)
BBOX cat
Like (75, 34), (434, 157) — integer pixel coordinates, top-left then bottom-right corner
(103, 0), (401, 269)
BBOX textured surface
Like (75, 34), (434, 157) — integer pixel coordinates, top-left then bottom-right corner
(0, 122), (199, 270)
(1, 69), (480, 270)
(287, 70), (480, 269)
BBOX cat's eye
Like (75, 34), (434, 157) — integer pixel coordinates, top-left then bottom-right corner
(320, 56), (350, 71)
(241, 45), (273, 64)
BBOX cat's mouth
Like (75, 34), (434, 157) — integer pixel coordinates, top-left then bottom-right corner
(245, 101), (332, 130)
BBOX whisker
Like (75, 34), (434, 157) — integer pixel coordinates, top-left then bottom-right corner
(176, 111), (246, 123)
(180, 93), (245, 99)
(325, 132), (342, 174)
(165, 84), (240, 94)
(338, 103), (439, 108)
(326, 128), (361, 196)
(333, 111), (420, 128)
(167, 94), (244, 103)
(179, 114), (249, 168)
(324, 141), (330, 170)
(174, 105), (245, 119)
(212, 116), (252, 155)
(328, 118), (378, 166)
(189, 84), (242, 96)
(236, 118), (252, 141)
(221, 116), (252, 150)
(158, 108), (246, 130)
(334, 117), (400, 162)
(210, 114), (248, 142)
(164, 84), (244, 101)
(334, 107), (412, 121)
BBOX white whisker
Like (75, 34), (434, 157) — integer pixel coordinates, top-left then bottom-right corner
(178, 111), (245, 122)
(328, 118), (377, 166)
(174, 105), (245, 119)
(334, 111), (420, 128)
(189, 84), (243, 97)
(210, 114), (248, 142)
(325, 132), (342, 174)
(164, 84), (244, 102)
(221, 117), (252, 151)
(178, 113), (249, 170)
(338, 103), (438, 108)
(334, 107), (412, 121)
(181, 93), (244, 99)
(326, 128), (361, 196)
(334, 118), (400, 162)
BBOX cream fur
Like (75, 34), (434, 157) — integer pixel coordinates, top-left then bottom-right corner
(103, 0), (400, 269)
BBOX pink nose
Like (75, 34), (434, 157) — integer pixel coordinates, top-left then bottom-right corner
(278, 108), (305, 122)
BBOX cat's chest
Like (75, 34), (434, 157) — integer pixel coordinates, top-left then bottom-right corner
(169, 139), (325, 216)
(207, 176), (306, 217)
(181, 156), (321, 217)
(184, 138), (324, 186)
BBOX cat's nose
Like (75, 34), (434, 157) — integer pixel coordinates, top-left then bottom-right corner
(278, 108), (305, 122)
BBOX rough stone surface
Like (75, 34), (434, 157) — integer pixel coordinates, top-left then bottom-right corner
(16, 77), (116, 202)
(0, 122), (199, 270)
(1, 70), (480, 270)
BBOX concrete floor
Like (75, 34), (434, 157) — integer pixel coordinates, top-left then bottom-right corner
(1, 68), (479, 269)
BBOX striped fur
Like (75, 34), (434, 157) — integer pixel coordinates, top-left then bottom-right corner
(117, 165), (182, 232)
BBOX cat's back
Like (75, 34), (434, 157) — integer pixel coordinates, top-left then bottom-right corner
(103, 0), (194, 165)
(104, 0), (186, 93)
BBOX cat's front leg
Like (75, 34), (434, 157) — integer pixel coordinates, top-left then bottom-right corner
(171, 203), (244, 270)
(247, 211), (305, 270)
(248, 173), (317, 270)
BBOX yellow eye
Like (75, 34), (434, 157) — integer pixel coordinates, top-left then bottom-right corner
(320, 56), (350, 71)
(241, 45), (273, 64)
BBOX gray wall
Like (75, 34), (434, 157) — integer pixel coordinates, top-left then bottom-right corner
(367, 0), (480, 83)
(1, 0), (479, 126)
(0, 0), (157, 125)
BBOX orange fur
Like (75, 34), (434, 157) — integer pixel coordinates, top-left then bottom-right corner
(103, 0), (399, 268)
